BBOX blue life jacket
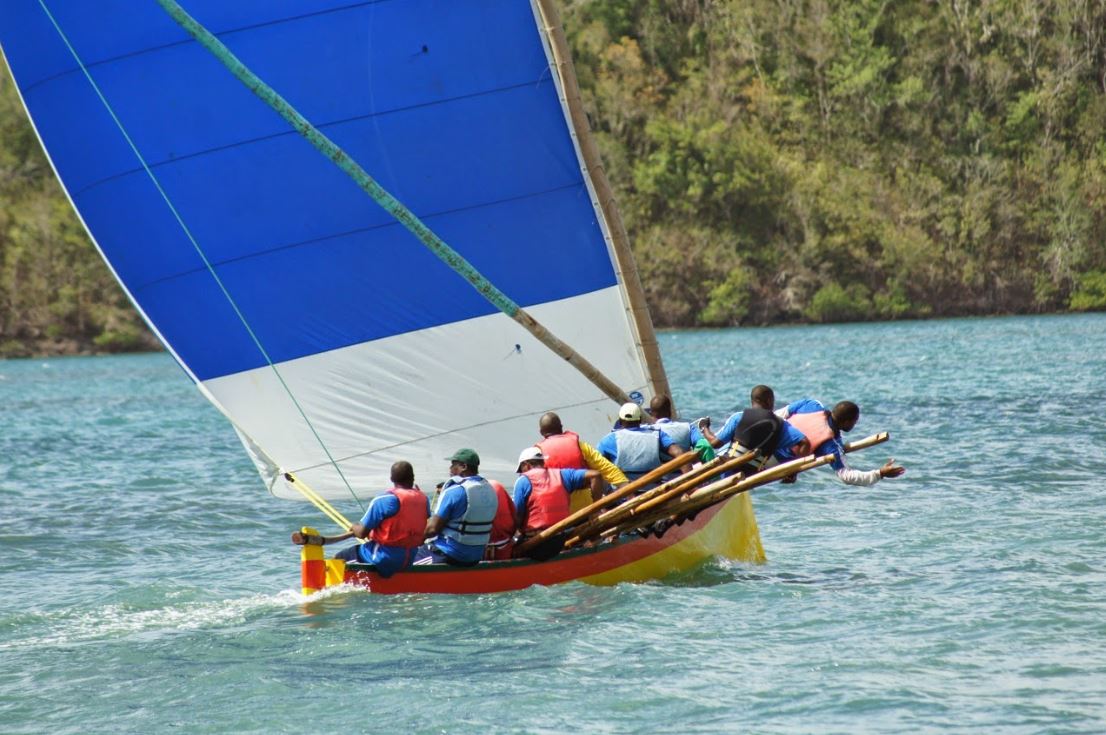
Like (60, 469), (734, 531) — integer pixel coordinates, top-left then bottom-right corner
(614, 428), (662, 480)
(439, 476), (497, 548)
(653, 420), (692, 452)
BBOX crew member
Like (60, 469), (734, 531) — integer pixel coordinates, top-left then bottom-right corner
(648, 394), (694, 452)
(417, 448), (499, 566)
(537, 411), (627, 512)
(512, 446), (602, 537)
(291, 460), (430, 578)
(486, 478), (517, 561)
(777, 398), (905, 486)
(596, 402), (684, 487)
(697, 385), (809, 472)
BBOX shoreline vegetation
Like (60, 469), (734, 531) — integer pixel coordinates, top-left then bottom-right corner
(3, 1), (1106, 359)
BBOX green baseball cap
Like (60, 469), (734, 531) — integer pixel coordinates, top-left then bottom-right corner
(446, 448), (480, 467)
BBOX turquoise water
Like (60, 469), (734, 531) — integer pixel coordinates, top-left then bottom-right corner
(2, 314), (1104, 734)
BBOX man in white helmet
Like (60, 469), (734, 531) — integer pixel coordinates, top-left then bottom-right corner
(596, 402), (686, 488)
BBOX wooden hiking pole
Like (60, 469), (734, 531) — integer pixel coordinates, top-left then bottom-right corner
(513, 449), (700, 556)
(596, 454), (835, 543)
(562, 451), (755, 547)
(577, 432), (892, 545)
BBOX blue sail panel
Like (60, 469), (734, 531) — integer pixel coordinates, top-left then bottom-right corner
(0, 1), (658, 499)
(1, 0), (620, 382)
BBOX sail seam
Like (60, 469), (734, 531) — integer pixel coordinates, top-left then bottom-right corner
(284, 392), (648, 474)
(68, 79), (558, 199)
(126, 182), (589, 292)
(20, 0), (397, 95)
(35, 0), (366, 511)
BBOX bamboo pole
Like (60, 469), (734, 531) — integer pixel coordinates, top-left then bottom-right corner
(580, 432), (891, 544)
(561, 451), (755, 547)
(589, 454), (835, 545)
(156, 0), (636, 408)
(533, 0), (671, 403)
(512, 449), (700, 556)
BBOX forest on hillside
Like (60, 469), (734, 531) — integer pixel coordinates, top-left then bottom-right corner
(2, 0), (1105, 357)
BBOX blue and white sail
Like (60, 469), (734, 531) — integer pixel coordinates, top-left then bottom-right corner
(0, 0), (663, 500)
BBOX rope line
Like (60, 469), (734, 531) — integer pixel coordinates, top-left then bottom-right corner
(36, 0), (365, 511)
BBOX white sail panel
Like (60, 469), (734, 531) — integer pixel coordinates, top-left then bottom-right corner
(206, 287), (648, 500)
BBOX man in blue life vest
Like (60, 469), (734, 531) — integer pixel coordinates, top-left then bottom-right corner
(777, 398), (905, 486)
(291, 460), (430, 578)
(596, 402), (685, 486)
(647, 395), (694, 452)
(513, 446), (603, 538)
(696, 385), (810, 473)
(415, 448), (499, 566)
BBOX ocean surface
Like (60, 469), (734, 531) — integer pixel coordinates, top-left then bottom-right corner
(1, 313), (1104, 734)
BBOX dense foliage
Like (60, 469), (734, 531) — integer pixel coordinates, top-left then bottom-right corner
(2, 2), (1105, 358)
(563, 0), (1106, 325)
(0, 59), (156, 357)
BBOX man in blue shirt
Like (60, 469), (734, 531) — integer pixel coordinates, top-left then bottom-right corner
(291, 460), (430, 578)
(778, 398), (905, 486)
(416, 448), (499, 566)
(696, 385), (810, 471)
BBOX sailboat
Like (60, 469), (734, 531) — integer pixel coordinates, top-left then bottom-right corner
(0, 0), (767, 593)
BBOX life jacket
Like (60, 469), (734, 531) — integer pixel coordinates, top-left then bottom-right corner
(732, 408), (785, 457)
(521, 468), (570, 534)
(368, 486), (428, 548)
(538, 431), (586, 469)
(438, 475), (498, 548)
(613, 428), (662, 480)
(486, 479), (516, 560)
(653, 420), (692, 452)
(787, 409), (837, 452)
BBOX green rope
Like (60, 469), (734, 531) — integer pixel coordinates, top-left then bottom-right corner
(37, 0), (365, 511)
(155, 0), (522, 319)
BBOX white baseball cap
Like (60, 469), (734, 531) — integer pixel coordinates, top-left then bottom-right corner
(619, 402), (643, 422)
(516, 446), (545, 472)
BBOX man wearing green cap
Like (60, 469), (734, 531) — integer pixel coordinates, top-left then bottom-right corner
(416, 448), (499, 566)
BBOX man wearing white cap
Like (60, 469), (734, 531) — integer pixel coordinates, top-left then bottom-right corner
(596, 402), (685, 486)
(512, 446), (602, 539)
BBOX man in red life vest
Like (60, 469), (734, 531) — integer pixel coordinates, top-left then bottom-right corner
(291, 460), (430, 577)
(537, 412), (627, 512)
(777, 398), (905, 486)
(512, 446), (603, 539)
(485, 478), (517, 561)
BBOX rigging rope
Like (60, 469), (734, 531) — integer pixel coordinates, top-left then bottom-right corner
(36, 0), (365, 511)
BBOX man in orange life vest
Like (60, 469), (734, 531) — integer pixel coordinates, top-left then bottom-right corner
(291, 460), (430, 578)
(537, 411), (627, 512)
(513, 446), (603, 538)
(777, 398), (905, 485)
(485, 478), (517, 561)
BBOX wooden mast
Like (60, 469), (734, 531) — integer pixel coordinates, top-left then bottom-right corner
(533, 0), (672, 403)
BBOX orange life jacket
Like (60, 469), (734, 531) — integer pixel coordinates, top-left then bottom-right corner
(369, 486), (428, 548)
(538, 431), (587, 469)
(521, 467), (570, 534)
(486, 479), (516, 560)
(786, 410), (837, 452)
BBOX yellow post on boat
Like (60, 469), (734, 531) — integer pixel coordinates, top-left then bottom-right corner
(299, 526), (326, 596)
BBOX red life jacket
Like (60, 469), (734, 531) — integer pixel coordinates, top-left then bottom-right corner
(787, 410), (837, 452)
(538, 431), (587, 469)
(486, 479), (516, 561)
(369, 487), (428, 548)
(522, 467), (570, 534)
